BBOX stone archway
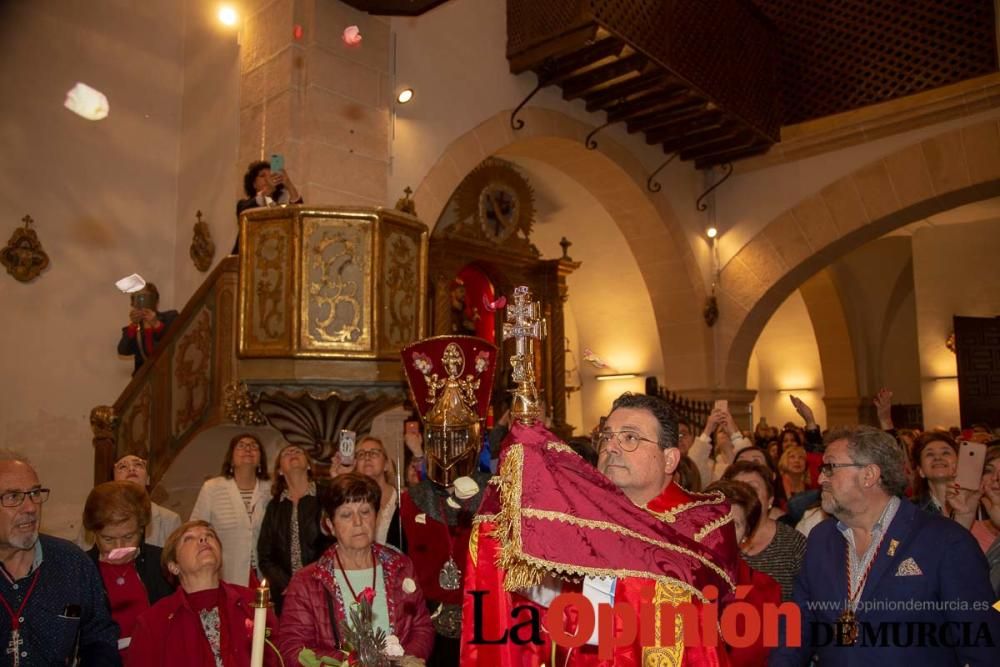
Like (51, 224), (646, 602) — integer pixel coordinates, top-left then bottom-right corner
(798, 269), (861, 425)
(413, 108), (712, 389)
(719, 117), (1000, 389)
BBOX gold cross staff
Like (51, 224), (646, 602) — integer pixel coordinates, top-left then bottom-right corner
(502, 286), (546, 424)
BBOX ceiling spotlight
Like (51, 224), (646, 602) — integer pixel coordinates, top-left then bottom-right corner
(218, 5), (239, 26)
(706, 226), (718, 239)
(396, 88), (414, 104)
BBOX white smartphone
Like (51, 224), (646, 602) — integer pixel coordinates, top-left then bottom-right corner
(713, 399), (728, 412)
(955, 440), (987, 490)
(339, 429), (356, 466)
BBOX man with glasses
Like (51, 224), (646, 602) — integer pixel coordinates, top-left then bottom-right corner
(771, 426), (999, 666)
(573, 392), (738, 663)
(0, 450), (119, 665)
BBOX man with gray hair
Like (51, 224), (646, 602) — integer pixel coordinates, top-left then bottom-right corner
(0, 451), (119, 665)
(770, 426), (1000, 666)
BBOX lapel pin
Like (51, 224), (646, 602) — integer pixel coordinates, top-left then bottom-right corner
(887, 539), (899, 556)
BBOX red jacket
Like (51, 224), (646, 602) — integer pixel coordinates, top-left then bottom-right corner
(276, 543), (434, 664)
(127, 581), (279, 667)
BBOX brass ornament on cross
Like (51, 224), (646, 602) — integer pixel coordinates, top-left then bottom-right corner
(502, 285), (547, 424)
(0, 215), (50, 283)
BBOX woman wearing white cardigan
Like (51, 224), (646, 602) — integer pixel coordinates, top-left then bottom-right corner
(190, 433), (271, 586)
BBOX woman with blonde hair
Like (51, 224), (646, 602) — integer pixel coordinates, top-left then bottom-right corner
(333, 436), (404, 550)
(777, 444), (812, 503)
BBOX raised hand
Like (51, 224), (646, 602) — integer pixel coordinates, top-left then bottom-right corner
(873, 387), (894, 430)
(789, 394), (817, 429)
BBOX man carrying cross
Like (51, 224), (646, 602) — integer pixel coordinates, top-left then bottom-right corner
(0, 450), (119, 665)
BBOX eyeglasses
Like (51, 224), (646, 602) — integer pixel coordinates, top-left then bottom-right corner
(819, 462), (867, 476)
(1, 488), (50, 508)
(235, 441), (260, 451)
(596, 430), (659, 453)
(114, 458), (147, 472)
(280, 447), (306, 458)
(356, 449), (385, 460)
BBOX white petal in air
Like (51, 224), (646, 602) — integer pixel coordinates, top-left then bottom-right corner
(65, 82), (109, 120)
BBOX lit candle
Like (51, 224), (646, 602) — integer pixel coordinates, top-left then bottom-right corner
(250, 579), (271, 667)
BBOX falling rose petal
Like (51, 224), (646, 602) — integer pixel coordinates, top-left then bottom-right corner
(483, 294), (507, 312)
(342, 25), (362, 47)
(64, 82), (109, 120)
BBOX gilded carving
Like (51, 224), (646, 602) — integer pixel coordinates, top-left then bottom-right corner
(447, 158), (538, 255)
(382, 230), (418, 348)
(190, 210), (216, 272)
(1, 215), (50, 282)
(174, 309), (213, 435)
(254, 228), (287, 340)
(304, 219), (368, 347)
(120, 385), (152, 455)
(90, 405), (118, 444)
(223, 381), (266, 426)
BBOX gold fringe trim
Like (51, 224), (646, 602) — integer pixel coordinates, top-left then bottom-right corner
(693, 509), (734, 542)
(489, 442), (734, 596)
(646, 490), (726, 523)
(520, 508), (734, 591)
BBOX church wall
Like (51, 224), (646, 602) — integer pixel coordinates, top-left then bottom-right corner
(508, 157), (664, 435)
(0, 0), (187, 536)
(713, 107), (1000, 272)
(173, 0), (242, 300)
(748, 290), (828, 433)
(828, 238), (921, 405)
(912, 218), (1000, 428)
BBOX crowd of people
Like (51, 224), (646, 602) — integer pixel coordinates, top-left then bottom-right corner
(4, 381), (1000, 665)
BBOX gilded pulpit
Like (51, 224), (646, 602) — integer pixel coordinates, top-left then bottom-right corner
(92, 205), (428, 490)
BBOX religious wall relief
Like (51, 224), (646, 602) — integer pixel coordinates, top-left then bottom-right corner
(1, 215), (50, 282)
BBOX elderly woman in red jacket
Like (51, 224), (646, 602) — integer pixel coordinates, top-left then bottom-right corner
(277, 473), (434, 664)
(127, 521), (279, 666)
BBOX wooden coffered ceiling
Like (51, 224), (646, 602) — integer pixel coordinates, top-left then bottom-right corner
(506, 0), (997, 169)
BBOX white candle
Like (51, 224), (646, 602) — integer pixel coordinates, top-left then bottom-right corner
(250, 579), (270, 667)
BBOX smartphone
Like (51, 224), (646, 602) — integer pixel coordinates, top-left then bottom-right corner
(955, 440), (987, 490)
(713, 399), (728, 412)
(338, 429), (356, 466)
(404, 420), (420, 435)
(269, 153), (285, 172)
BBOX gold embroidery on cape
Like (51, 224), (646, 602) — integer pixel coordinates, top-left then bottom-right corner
(693, 509), (735, 542)
(468, 522), (480, 568)
(545, 441), (577, 455)
(647, 491), (727, 524)
(491, 443), (734, 597)
(643, 581), (690, 666)
(519, 508), (734, 591)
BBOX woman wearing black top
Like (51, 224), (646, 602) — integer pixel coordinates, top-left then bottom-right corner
(257, 444), (330, 611)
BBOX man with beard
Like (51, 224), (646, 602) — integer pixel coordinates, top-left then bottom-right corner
(0, 451), (119, 665)
(770, 426), (999, 666)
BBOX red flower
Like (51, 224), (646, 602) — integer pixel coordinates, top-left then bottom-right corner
(359, 587), (375, 605)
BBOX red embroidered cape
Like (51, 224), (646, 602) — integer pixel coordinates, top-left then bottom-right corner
(460, 421), (738, 666)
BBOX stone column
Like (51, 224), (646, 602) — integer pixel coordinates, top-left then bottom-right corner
(825, 395), (865, 428)
(239, 0), (391, 207)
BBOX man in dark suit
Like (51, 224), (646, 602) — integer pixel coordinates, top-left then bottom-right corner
(770, 425), (999, 666)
